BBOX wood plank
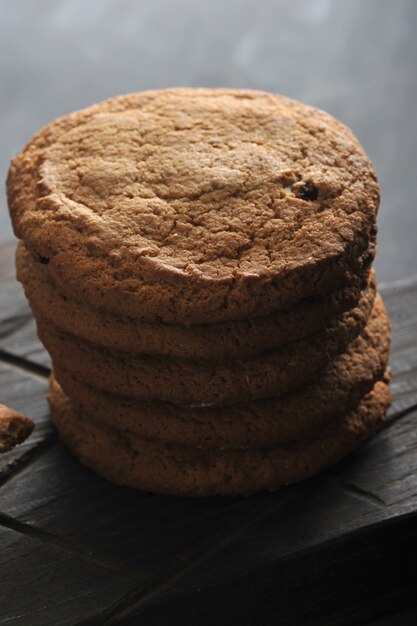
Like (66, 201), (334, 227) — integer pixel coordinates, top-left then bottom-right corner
(382, 278), (417, 415)
(0, 524), (137, 626)
(114, 514), (417, 626)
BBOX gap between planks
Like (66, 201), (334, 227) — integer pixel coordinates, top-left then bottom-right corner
(0, 510), (134, 579)
(0, 348), (50, 379)
(0, 433), (55, 491)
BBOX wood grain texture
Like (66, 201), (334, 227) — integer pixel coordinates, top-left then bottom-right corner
(0, 524), (138, 626)
(0, 241), (416, 625)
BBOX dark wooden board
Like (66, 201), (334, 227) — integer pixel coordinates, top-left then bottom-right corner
(0, 524), (139, 626)
(0, 241), (416, 625)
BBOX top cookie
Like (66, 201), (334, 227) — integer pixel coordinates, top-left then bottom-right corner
(8, 89), (379, 323)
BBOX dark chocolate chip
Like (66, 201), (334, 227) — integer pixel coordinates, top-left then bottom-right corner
(37, 256), (50, 265)
(294, 182), (318, 201)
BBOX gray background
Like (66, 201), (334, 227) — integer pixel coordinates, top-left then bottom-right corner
(1, 0), (416, 283)
(0, 2), (416, 624)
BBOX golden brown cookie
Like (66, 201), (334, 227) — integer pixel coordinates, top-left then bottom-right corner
(8, 88), (378, 324)
(17, 241), (376, 359)
(48, 376), (391, 497)
(35, 292), (380, 407)
(52, 298), (390, 448)
(0, 404), (34, 453)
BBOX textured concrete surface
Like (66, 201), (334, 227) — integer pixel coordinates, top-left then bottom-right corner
(1, 0), (416, 282)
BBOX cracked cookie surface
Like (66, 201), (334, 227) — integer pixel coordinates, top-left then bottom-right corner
(8, 88), (378, 323)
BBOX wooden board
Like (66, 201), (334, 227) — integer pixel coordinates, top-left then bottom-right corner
(0, 241), (416, 626)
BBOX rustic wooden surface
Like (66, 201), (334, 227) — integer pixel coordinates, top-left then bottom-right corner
(0, 241), (416, 625)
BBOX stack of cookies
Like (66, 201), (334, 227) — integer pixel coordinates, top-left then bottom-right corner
(8, 89), (391, 496)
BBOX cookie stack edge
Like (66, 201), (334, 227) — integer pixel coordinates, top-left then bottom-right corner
(8, 88), (390, 496)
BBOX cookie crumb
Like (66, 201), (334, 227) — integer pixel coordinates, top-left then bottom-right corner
(294, 182), (318, 201)
(0, 404), (34, 453)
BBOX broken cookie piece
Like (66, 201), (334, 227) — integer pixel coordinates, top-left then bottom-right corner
(0, 404), (34, 453)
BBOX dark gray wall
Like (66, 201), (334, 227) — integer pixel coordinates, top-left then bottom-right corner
(1, 0), (416, 282)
